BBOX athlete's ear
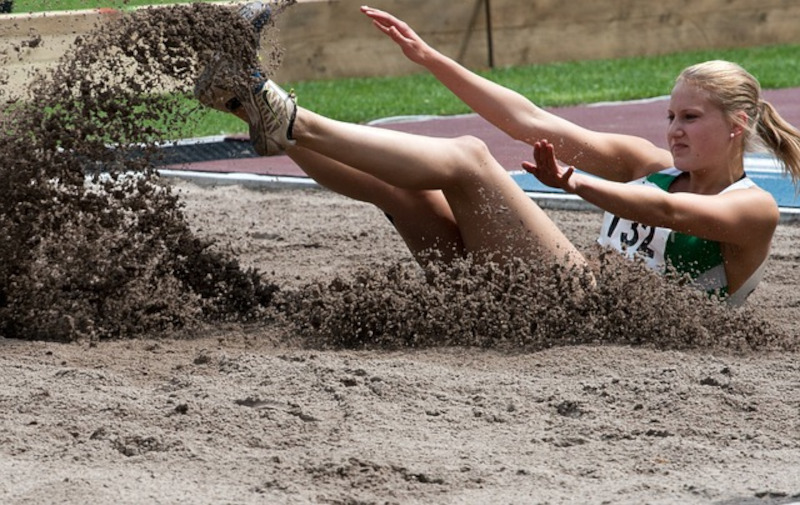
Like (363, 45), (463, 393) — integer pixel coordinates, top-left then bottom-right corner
(730, 110), (748, 138)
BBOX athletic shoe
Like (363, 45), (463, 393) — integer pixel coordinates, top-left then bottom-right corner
(238, 1), (272, 33)
(241, 78), (297, 154)
(193, 1), (272, 115)
(194, 53), (245, 115)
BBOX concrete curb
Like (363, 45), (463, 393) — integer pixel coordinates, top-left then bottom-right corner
(155, 167), (800, 222)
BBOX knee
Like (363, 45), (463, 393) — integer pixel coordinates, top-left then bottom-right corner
(447, 135), (504, 181)
(453, 135), (492, 162)
(441, 135), (493, 177)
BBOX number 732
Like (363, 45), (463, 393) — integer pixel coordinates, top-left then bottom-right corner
(606, 215), (657, 258)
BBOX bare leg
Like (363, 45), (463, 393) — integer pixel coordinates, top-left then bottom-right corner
(286, 147), (465, 264)
(288, 109), (588, 269)
(222, 108), (464, 262)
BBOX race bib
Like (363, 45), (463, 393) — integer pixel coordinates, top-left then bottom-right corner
(597, 212), (670, 272)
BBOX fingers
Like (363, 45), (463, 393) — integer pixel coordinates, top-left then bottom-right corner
(532, 139), (555, 170)
(362, 5), (431, 64)
(360, 6), (393, 20)
(564, 165), (575, 182)
(521, 160), (536, 174)
(523, 139), (578, 192)
(370, 19), (391, 35)
(522, 139), (553, 175)
(371, 21), (406, 46)
(364, 7), (398, 36)
(362, 5), (412, 36)
(361, 6), (399, 27)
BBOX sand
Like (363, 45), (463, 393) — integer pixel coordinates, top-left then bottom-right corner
(2, 2), (799, 503)
(2, 182), (799, 505)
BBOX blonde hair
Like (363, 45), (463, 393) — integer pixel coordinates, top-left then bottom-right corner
(677, 60), (800, 186)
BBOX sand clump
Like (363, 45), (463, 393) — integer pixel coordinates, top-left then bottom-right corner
(1, 3), (800, 503)
(0, 2), (291, 341)
(282, 249), (792, 354)
(0, 1), (794, 355)
(3, 185), (799, 505)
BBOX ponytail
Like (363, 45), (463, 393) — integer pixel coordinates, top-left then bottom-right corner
(755, 100), (800, 186)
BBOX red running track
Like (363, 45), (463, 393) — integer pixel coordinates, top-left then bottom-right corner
(168, 88), (800, 178)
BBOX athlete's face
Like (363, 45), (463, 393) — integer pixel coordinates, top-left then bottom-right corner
(666, 81), (736, 173)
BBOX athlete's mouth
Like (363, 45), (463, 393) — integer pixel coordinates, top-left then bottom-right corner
(671, 143), (689, 154)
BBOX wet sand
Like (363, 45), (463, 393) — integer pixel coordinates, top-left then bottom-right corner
(2, 182), (799, 505)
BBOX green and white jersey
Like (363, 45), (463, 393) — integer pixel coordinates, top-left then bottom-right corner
(597, 167), (762, 304)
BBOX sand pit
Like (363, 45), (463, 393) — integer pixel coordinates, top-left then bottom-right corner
(1, 2), (799, 503)
(2, 183), (800, 504)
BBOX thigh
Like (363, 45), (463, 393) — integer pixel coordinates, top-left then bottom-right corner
(288, 147), (465, 263)
(443, 160), (588, 270)
(381, 188), (465, 264)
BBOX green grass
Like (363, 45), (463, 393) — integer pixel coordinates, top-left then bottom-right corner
(10, 2), (800, 138)
(210, 43), (798, 138)
(190, 42), (800, 138)
(289, 44), (800, 123)
(13, 0), (213, 11)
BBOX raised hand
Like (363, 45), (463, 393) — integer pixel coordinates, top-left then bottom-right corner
(522, 140), (579, 193)
(360, 5), (434, 65)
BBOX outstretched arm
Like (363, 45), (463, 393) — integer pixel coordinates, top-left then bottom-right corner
(361, 6), (672, 182)
(523, 140), (779, 247)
